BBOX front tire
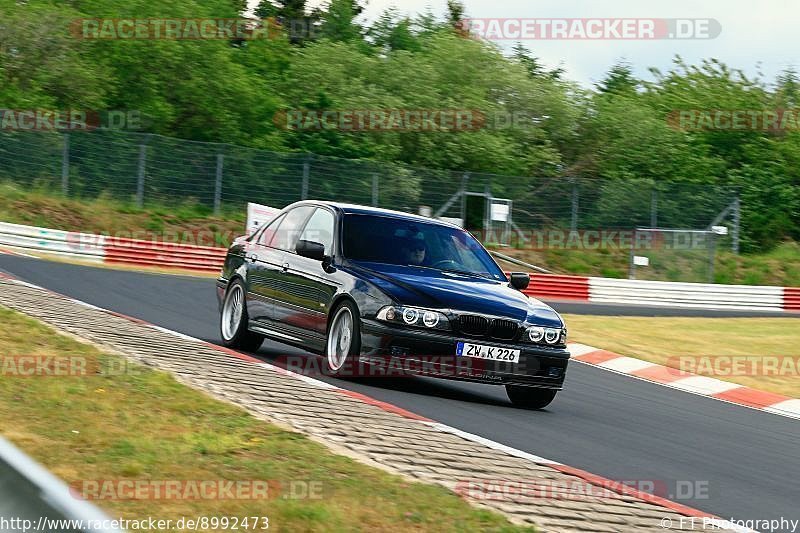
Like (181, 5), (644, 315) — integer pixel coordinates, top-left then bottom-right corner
(220, 279), (264, 352)
(505, 385), (557, 409)
(324, 300), (361, 377)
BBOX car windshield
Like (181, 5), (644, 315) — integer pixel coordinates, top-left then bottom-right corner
(342, 214), (506, 280)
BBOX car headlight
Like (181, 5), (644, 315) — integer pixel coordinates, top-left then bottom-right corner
(525, 325), (566, 345)
(526, 326), (545, 342)
(377, 306), (450, 331)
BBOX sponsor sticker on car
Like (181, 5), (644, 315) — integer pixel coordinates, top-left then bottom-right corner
(457, 341), (520, 363)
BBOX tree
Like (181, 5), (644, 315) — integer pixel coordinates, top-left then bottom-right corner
(446, 0), (466, 29)
(511, 43), (563, 80)
(315, 0), (364, 42)
(597, 61), (638, 97)
(254, 1), (280, 18)
(775, 67), (799, 108)
(255, 0), (308, 19)
(368, 9), (420, 52)
(255, 0), (316, 44)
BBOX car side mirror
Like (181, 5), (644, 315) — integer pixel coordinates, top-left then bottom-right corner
(296, 239), (326, 261)
(509, 272), (530, 291)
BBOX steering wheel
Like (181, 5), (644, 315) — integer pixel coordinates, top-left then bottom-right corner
(431, 259), (459, 269)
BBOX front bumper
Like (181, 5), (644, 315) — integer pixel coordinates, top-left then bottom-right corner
(360, 319), (569, 389)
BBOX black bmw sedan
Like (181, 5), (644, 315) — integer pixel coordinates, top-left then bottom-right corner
(216, 201), (569, 409)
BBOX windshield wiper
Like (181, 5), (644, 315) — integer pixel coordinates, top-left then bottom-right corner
(440, 268), (495, 280)
(406, 264), (494, 280)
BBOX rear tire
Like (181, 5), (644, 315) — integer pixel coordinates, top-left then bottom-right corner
(220, 279), (264, 352)
(505, 385), (557, 409)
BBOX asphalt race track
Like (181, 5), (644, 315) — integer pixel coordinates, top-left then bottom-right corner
(1, 254), (798, 530)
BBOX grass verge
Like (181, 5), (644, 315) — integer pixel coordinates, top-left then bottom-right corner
(0, 181), (244, 248)
(564, 314), (800, 397)
(0, 306), (529, 532)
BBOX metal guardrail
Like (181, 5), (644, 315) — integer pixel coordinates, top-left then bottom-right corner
(588, 277), (785, 311)
(0, 222), (104, 261)
(0, 221), (225, 272)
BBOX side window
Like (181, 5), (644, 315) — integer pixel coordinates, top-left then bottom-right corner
(257, 214), (285, 246)
(271, 206), (314, 251)
(298, 208), (335, 255)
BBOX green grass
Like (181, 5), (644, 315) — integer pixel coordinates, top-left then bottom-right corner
(0, 306), (530, 532)
(0, 181), (245, 248)
(564, 314), (800, 397)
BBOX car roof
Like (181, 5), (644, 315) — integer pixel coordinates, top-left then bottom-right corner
(292, 201), (459, 228)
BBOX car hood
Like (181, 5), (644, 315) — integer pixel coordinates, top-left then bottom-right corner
(348, 261), (563, 327)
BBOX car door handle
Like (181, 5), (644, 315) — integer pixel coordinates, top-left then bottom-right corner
(281, 262), (290, 272)
(246, 253), (258, 263)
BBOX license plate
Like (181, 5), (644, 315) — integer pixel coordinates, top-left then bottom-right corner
(456, 342), (520, 363)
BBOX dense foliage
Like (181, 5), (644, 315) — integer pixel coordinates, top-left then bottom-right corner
(1, 0), (799, 251)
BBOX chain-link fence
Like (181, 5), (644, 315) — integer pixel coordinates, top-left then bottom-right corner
(0, 128), (740, 275)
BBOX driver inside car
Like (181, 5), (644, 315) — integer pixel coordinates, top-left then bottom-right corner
(401, 238), (427, 266)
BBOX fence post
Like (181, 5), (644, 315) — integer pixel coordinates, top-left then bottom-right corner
(136, 143), (147, 208)
(732, 196), (740, 254)
(214, 154), (224, 215)
(61, 133), (70, 196)
(371, 174), (379, 206)
(709, 232), (717, 283)
(301, 157), (310, 200)
(628, 229), (637, 279)
(650, 188), (658, 227)
(459, 172), (470, 223)
(570, 179), (579, 232)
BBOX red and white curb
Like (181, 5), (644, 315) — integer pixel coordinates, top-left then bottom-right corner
(568, 342), (800, 420)
(0, 272), (757, 532)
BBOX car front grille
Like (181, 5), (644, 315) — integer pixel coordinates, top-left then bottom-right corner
(458, 314), (489, 336)
(458, 315), (519, 341)
(489, 319), (519, 340)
